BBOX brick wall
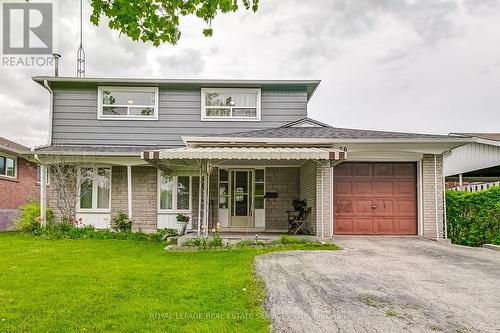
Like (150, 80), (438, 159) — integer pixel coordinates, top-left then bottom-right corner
(300, 161), (317, 234)
(0, 157), (39, 229)
(131, 166), (157, 233)
(422, 154), (445, 239)
(111, 166), (128, 219)
(265, 167), (300, 231)
(315, 162), (332, 238)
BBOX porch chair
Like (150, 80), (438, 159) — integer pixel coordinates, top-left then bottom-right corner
(287, 207), (311, 235)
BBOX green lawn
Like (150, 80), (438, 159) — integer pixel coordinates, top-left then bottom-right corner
(0, 232), (337, 332)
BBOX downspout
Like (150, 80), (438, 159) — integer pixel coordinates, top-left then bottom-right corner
(434, 155), (439, 240)
(330, 165), (333, 238)
(34, 154), (47, 227)
(42, 80), (53, 145)
(127, 165), (133, 219)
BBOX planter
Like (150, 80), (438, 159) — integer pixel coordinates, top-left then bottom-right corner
(176, 221), (188, 235)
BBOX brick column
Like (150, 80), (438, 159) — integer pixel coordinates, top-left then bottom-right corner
(131, 166), (157, 233)
(422, 154), (445, 239)
(315, 161), (332, 238)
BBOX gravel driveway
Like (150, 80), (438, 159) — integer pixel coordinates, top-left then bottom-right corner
(255, 237), (500, 333)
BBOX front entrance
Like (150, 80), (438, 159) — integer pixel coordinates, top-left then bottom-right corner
(334, 162), (417, 235)
(230, 170), (254, 227)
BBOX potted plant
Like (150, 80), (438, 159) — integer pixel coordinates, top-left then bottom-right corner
(292, 198), (307, 212)
(176, 214), (190, 235)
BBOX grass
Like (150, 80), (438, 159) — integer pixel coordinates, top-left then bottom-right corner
(0, 232), (338, 332)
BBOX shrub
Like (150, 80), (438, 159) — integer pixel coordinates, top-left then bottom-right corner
(446, 186), (500, 247)
(16, 202), (53, 233)
(156, 228), (179, 239)
(112, 212), (133, 232)
(277, 235), (311, 245)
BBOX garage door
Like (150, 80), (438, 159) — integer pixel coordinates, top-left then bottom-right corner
(334, 162), (417, 235)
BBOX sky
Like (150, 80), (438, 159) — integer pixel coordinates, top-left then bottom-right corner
(1, 0), (500, 147)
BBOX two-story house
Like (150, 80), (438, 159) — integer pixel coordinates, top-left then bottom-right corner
(29, 77), (470, 239)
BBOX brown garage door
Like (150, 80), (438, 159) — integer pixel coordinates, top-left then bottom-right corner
(334, 162), (417, 235)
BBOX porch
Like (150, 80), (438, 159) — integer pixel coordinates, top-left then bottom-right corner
(143, 146), (346, 237)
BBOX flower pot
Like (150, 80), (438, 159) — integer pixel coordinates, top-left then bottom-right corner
(177, 221), (188, 235)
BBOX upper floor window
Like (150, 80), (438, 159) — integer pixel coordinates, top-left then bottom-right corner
(0, 155), (16, 178)
(97, 86), (159, 120)
(201, 88), (261, 121)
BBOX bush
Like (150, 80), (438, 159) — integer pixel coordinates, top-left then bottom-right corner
(446, 186), (500, 247)
(16, 202), (53, 233)
(277, 235), (312, 245)
(112, 212), (133, 232)
(156, 228), (179, 239)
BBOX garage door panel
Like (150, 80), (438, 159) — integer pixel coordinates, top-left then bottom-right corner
(352, 163), (372, 178)
(334, 198), (353, 214)
(394, 200), (417, 216)
(373, 200), (393, 215)
(335, 181), (352, 195)
(352, 182), (373, 196)
(354, 218), (373, 234)
(335, 218), (354, 233)
(354, 200), (374, 216)
(395, 218), (417, 234)
(394, 181), (416, 196)
(335, 163), (352, 177)
(394, 163), (416, 178)
(374, 181), (393, 196)
(374, 163), (394, 177)
(374, 218), (394, 234)
(334, 162), (417, 236)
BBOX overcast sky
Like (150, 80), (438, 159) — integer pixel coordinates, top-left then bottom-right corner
(1, 0), (500, 147)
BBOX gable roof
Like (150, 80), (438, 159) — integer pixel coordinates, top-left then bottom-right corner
(32, 77), (321, 101)
(0, 137), (30, 155)
(281, 117), (332, 128)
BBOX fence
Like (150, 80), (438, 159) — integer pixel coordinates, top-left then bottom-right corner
(449, 181), (500, 193)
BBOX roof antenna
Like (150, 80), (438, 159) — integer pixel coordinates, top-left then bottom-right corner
(77, 0), (86, 77)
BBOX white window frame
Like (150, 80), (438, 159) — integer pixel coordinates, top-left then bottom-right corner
(201, 88), (261, 121)
(157, 170), (192, 213)
(0, 153), (17, 179)
(97, 86), (159, 120)
(76, 166), (112, 213)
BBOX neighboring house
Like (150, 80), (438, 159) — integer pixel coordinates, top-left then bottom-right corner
(28, 76), (470, 239)
(445, 133), (500, 191)
(0, 137), (40, 230)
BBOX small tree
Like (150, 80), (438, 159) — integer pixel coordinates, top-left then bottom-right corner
(37, 154), (96, 223)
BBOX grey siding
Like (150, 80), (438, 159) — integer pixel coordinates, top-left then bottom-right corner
(51, 86), (308, 146)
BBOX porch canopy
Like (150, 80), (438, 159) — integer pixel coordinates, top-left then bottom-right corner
(142, 146), (346, 162)
(141, 146), (346, 237)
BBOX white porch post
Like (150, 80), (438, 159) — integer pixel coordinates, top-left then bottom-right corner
(40, 165), (47, 227)
(458, 173), (463, 187)
(197, 164), (202, 237)
(127, 165), (132, 218)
